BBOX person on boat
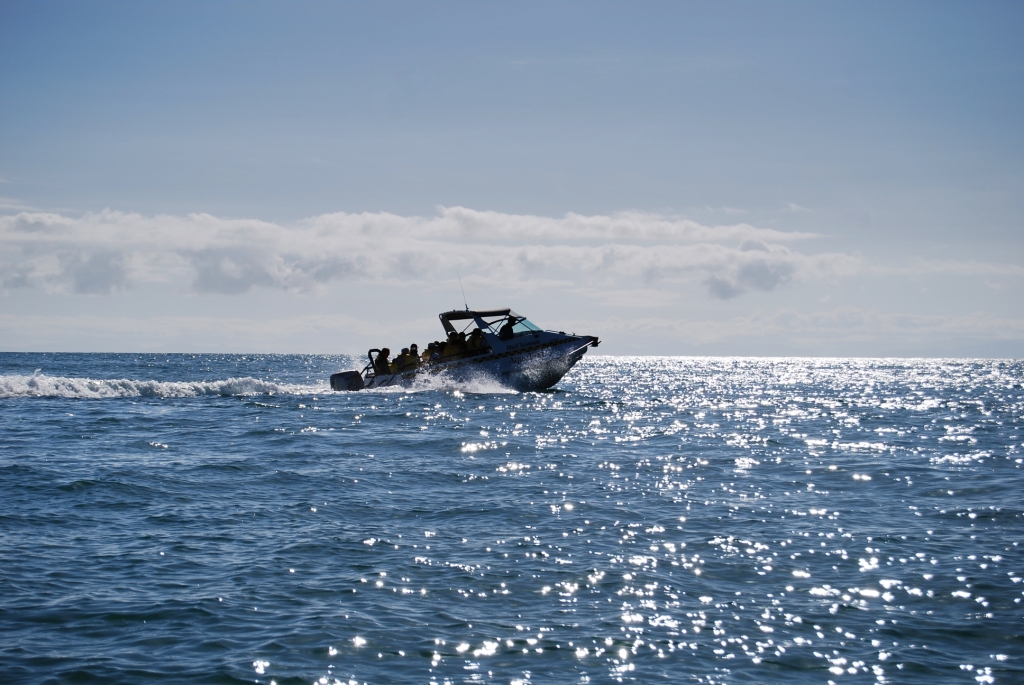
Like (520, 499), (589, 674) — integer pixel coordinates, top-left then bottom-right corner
(442, 332), (461, 358)
(398, 346), (419, 371)
(431, 341), (445, 361)
(374, 348), (392, 375)
(446, 331), (469, 358)
(467, 328), (487, 353)
(407, 344), (420, 368)
(499, 317), (516, 340)
(421, 342), (435, 363)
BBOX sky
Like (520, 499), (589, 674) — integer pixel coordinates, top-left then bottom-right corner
(1, 0), (1022, 356)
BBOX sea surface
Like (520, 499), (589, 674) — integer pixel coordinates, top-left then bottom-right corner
(1, 354), (1022, 685)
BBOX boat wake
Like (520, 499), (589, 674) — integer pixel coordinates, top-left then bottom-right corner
(407, 371), (519, 394)
(0, 371), (519, 399)
(0, 373), (324, 399)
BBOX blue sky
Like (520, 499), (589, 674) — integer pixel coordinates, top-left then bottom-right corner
(1, 1), (1022, 355)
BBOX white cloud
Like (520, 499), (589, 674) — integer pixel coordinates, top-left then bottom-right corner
(872, 259), (1024, 278)
(4, 307), (1021, 356)
(0, 312), (395, 354)
(597, 288), (680, 309)
(0, 206), (854, 299)
(0, 196), (36, 211)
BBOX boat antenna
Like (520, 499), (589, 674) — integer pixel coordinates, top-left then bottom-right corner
(457, 269), (469, 310)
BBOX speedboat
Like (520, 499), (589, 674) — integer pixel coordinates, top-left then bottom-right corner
(330, 308), (599, 392)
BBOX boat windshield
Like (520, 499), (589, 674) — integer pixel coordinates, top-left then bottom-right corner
(509, 317), (541, 335)
(475, 313), (542, 339)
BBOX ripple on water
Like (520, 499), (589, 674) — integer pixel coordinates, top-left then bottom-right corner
(0, 354), (1021, 684)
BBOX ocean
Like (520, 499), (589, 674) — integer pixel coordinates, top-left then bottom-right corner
(0, 354), (1021, 684)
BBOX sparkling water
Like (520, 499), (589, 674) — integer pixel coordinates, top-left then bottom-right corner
(1, 354), (1021, 684)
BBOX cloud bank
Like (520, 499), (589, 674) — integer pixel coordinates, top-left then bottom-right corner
(4, 307), (1021, 357)
(0, 207), (857, 299)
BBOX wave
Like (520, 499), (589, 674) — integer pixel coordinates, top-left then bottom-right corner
(0, 373), (324, 399)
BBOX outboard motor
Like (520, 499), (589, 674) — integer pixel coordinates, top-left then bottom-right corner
(330, 371), (365, 391)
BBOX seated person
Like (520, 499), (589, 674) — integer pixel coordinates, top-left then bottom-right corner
(374, 348), (392, 375)
(467, 328), (488, 353)
(399, 346), (419, 371)
(442, 332), (461, 358)
(421, 342), (436, 363)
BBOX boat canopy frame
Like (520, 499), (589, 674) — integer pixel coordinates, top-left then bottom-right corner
(439, 308), (512, 334)
(439, 308), (542, 337)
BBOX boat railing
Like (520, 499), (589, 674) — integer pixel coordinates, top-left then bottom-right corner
(364, 349), (382, 377)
